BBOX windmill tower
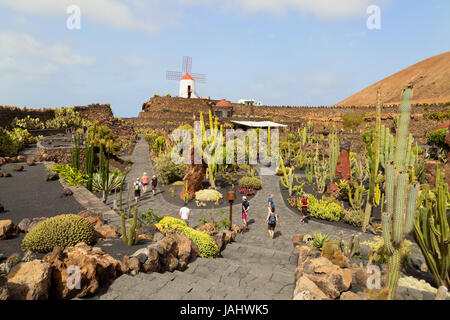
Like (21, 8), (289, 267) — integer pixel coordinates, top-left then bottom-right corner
(166, 56), (206, 98)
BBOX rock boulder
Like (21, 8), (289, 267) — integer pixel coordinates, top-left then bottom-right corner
(7, 259), (51, 300)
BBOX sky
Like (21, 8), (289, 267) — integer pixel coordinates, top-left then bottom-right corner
(0, 0), (449, 117)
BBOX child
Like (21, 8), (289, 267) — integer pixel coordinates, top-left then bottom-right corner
(300, 194), (309, 223)
(241, 196), (250, 230)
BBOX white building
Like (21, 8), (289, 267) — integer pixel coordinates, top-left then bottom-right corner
(238, 98), (263, 106)
(179, 73), (199, 99)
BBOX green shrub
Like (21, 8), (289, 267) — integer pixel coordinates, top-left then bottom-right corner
(343, 209), (365, 227)
(153, 135), (166, 154)
(342, 114), (364, 131)
(12, 116), (44, 130)
(195, 189), (223, 202)
(427, 128), (449, 150)
(423, 110), (450, 121)
(47, 164), (89, 187)
(141, 209), (163, 224)
(301, 194), (342, 222)
(22, 214), (96, 253)
(362, 236), (418, 267)
(0, 128), (19, 156)
(86, 121), (121, 155)
(45, 107), (89, 129)
(156, 217), (219, 258)
(238, 176), (262, 190)
(154, 153), (186, 184)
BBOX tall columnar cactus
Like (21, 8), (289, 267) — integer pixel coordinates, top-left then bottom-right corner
(99, 142), (110, 203)
(413, 165), (449, 289)
(328, 132), (340, 181)
(363, 89), (382, 231)
(379, 125), (395, 170)
(381, 86), (420, 300)
(279, 156), (295, 196)
(193, 110), (223, 189)
(121, 206), (139, 246)
(71, 131), (81, 172)
(84, 140), (94, 191)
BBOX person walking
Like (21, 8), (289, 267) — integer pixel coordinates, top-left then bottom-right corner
(179, 203), (190, 226)
(300, 194), (309, 223)
(133, 178), (143, 203)
(151, 175), (158, 196)
(266, 206), (278, 239)
(241, 196), (250, 230)
(268, 194), (275, 214)
(141, 172), (149, 193)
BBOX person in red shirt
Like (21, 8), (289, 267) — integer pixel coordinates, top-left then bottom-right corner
(300, 194), (309, 223)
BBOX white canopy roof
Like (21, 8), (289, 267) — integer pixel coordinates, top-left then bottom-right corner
(231, 120), (287, 128)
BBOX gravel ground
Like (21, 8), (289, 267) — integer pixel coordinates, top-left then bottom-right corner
(0, 162), (84, 259)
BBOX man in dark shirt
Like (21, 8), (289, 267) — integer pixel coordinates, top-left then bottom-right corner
(242, 196), (250, 230)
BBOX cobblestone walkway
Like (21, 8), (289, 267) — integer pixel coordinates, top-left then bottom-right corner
(91, 135), (377, 300)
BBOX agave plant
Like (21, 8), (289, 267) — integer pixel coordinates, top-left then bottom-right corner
(311, 232), (332, 251)
(92, 169), (125, 194)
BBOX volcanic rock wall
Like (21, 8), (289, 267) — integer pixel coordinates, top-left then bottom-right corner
(131, 96), (447, 139)
(0, 104), (114, 129)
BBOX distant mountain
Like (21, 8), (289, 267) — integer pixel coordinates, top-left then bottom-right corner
(336, 51), (450, 106)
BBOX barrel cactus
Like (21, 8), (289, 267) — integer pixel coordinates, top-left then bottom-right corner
(22, 214), (96, 253)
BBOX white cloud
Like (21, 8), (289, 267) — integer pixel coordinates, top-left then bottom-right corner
(122, 55), (149, 68)
(222, 0), (387, 19)
(0, 0), (160, 33)
(0, 31), (93, 77)
(0, 31), (93, 66)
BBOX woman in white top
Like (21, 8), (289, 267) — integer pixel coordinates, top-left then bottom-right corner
(179, 203), (190, 226)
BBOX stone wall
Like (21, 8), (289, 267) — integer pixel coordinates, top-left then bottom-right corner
(0, 104), (114, 129)
(136, 97), (447, 138)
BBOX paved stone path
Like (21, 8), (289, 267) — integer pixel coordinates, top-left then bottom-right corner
(91, 135), (377, 300)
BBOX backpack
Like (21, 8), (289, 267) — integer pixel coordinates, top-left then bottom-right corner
(269, 212), (276, 224)
(134, 183), (140, 191)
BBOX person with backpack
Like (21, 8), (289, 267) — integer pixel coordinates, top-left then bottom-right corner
(179, 203), (190, 226)
(266, 206), (278, 239)
(241, 196), (250, 231)
(133, 178), (143, 203)
(151, 175), (158, 196)
(141, 172), (149, 193)
(300, 194), (309, 223)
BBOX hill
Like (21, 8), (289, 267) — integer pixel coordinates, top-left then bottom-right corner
(336, 51), (450, 106)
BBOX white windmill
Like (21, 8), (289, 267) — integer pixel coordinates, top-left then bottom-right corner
(166, 56), (206, 98)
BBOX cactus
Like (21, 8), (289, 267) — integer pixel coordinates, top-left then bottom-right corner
(381, 85), (420, 300)
(413, 165), (449, 289)
(279, 156), (295, 196)
(84, 140), (94, 191)
(328, 132), (340, 181)
(192, 110), (223, 189)
(313, 158), (328, 194)
(121, 206), (139, 246)
(71, 131), (81, 172)
(183, 180), (189, 203)
(374, 183), (381, 207)
(348, 182), (366, 211)
(363, 89), (382, 231)
(306, 160), (314, 184)
(338, 231), (361, 258)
